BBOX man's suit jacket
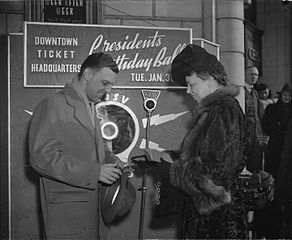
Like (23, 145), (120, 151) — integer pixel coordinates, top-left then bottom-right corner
(29, 83), (115, 239)
(244, 87), (264, 171)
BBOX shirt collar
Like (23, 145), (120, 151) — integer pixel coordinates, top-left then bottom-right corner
(245, 83), (253, 93)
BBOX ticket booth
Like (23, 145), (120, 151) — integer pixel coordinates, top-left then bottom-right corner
(7, 22), (218, 239)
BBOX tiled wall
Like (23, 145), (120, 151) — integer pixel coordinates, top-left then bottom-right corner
(0, 0), (204, 39)
(0, 1), (24, 34)
(103, 0), (204, 38)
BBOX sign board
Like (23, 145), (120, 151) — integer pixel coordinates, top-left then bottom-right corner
(44, 0), (86, 23)
(11, 34), (193, 240)
(24, 22), (192, 88)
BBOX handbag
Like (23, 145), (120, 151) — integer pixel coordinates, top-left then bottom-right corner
(238, 170), (275, 210)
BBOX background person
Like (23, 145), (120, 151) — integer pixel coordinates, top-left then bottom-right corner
(262, 83), (291, 179)
(253, 84), (291, 238)
(29, 53), (123, 240)
(275, 103), (292, 238)
(244, 66), (264, 172)
(169, 44), (249, 239)
(254, 82), (275, 110)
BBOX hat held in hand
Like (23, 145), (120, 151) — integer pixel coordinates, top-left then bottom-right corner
(100, 170), (136, 225)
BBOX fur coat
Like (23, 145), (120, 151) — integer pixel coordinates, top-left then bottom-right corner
(170, 85), (249, 239)
(262, 100), (291, 179)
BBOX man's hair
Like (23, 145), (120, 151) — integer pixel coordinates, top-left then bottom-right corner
(245, 66), (258, 72)
(78, 52), (119, 79)
(255, 83), (269, 92)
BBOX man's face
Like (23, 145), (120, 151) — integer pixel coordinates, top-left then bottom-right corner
(85, 67), (117, 104)
(246, 67), (259, 86)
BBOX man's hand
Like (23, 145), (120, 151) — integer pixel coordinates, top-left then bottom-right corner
(99, 163), (122, 185)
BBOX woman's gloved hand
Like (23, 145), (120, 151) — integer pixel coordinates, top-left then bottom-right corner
(143, 148), (174, 164)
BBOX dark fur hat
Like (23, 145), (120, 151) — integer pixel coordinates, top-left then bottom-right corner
(277, 83), (291, 94)
(171, 44), (228, 86)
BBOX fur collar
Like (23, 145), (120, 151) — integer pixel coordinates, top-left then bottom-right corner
(190, 85), (240, 122)
(182, 85), (240, 161)
(200, 84), (240, 107)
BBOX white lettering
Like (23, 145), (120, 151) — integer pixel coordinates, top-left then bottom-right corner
(148, 73), (163, 81)
(89, 35), (103, 55)
(131, 73), (145, 81)
(35, 49), (75, 59)
(31, 63), (80, 73)
(89, 32), (165, 53)
(34, 36), (78, 46)
(48, 0), (84, 7)
(113, 93), (119, 101)
(116, 53), (153, 72)
(121, 96), (129, 104)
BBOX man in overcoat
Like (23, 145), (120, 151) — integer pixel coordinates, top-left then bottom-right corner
(29, 53), (123, 239)
(244, 66), (264, 171)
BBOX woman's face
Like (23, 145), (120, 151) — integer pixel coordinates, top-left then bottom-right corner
(258, 89), (269, 100)
(281, 92), (291, 103)
(185, 72), (212, 102)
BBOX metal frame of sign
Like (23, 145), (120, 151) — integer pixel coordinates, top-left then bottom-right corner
(24, 22), (192, 89)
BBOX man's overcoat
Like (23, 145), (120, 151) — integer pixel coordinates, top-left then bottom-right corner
(29, 83), (114, 239)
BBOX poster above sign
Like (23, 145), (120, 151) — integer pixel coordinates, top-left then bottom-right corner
(24, 22), (191, 88)
(44, 0), (86, 23)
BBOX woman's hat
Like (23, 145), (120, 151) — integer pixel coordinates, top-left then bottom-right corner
(171, 44), (227, 86)
(100, 170), (136, 225)
(277, 83), (291, 94)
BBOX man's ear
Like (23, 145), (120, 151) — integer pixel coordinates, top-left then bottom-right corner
(83, 68), (91, 81)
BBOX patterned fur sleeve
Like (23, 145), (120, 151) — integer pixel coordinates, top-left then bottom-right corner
(169, 108), (231, 215)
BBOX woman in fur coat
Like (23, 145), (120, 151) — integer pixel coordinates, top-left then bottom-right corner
(262, 84), (291, 180)
(170, 44), (250, 239)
